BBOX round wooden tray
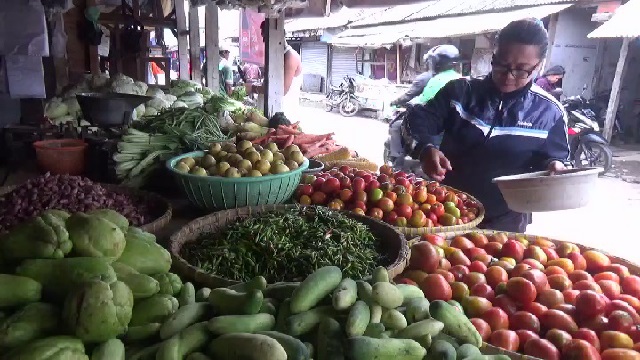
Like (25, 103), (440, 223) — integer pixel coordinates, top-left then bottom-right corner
(168, 204), (410, 289)
(0, 183), (172, 235)
(394, 186), (485, 236)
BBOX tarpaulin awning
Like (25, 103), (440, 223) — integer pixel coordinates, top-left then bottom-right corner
(329, 3), (573, 47)
(588, 0), (640, 38)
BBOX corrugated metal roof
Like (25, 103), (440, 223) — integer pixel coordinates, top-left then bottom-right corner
(348, 0), (577, 27)
(285, 7), (384, 32)
(588, 0), (640, 38)
(330, 4), (572, 47)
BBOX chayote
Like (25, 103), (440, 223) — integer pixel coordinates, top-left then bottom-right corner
(0, 302), (59, 348)
(66, 213), (126, 261)
(87, 209), (129, 233)
(3, 336), (88, 360)
(117, 235), (171, 275)
(153, 273), (183, 296)
(0, 216), (71, 260)
(63, 280), (133, 343)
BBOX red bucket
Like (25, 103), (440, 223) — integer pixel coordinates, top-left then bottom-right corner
(33, 139), (88, 176)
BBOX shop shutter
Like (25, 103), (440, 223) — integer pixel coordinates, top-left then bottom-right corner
(330, 46), (359, 87)
(300, 42), (328, 92)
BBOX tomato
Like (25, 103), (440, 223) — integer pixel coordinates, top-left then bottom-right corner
(352, 200), (367, 212)
(376, 197), (394, 213)
(365, 179), (380, 192)
(562, 339), (601, 360)
(396, 176), (411, 188)
(320, 177), (341, 194)
(384, 191), (397, 203)
(517, 330), (541, 352)
(540, 309), (579, 333)
(369, 188), (384, 203)
(408, 210), (428, 228)
(424, 193), (437, 205)
(377, 173), (390, 183)
(575, 290), (607, 319)
(367, 207), (384, 220)
(361, 174), (373, 184)
(396, 204), (413, 219)
(298, 194), (312, 205)
(489, 329), (520, 352)
(383, 211), (398, 224)
(444, 192), (459, 204)
(327, 200), (342, 210)
(420, 274), (452, 302)
(523, 339), (560, 360)
(482, 306), (510, 331)
(428, 212), (439, 225)
(432, 187), (447, 203)
(397, 193), (413, 206)
(470, 318), (492, 341)
(338, 189), (353, 203)
(352, 208), (365, 215)
(572, 328), (600, 351)
(506, 277), (537, 304)
(546, 329), (573, 350)
(522, 302), (549, 319)
(310, 192), (327, 205)
(395, 217), (407, 227)
(510, 311), (541, 334)
(601, 349), (640, 360)
(354, 191), (367, 203)
(431, 202), (445, 217)
(312, 177), (326, 191)
(379, 164), (393, 175)
(413, 188), (428, 204)
(352, 177), (365, 193)
(297, 184), (314, 198)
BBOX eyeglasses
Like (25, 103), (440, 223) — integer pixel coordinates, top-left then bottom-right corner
(491, 56), (541, 80)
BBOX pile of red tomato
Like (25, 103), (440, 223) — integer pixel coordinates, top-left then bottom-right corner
(399, 232), (640, 359)
(294, 165), (480, 228)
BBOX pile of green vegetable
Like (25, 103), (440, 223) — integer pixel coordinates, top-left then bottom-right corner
(180, 207), (382, 283)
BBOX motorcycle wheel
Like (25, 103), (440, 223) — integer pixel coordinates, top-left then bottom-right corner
(324, 103), (333, 112)
(573, 141), (612, 174)
(339, 98), (360, 117)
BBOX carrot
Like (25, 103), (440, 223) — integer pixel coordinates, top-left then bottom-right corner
(283, 135), (295, 148)
(301, 140), (329, 154)
(277, 125), (302, 136)
(292, 133), (334, 145)
(251, 134), (271, 144)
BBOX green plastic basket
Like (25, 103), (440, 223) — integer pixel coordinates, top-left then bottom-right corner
(167, 150), (309, 211)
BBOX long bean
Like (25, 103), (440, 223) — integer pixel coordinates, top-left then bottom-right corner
(180, 207), (383, 283)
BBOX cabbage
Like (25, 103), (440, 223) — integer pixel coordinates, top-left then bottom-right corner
(45, 98), (69, 119)
(51, 115), (75, 126)
(134, 104), (145, 120)
(164, 94), (177, 104)
(134, 81), (148, 96)
(169, 86), (193, 97)
(144, 107), (158, 117)
(63, 97), (82, 118)
(178, 91), (204, 109)
(146, 87), (165, 98)
(170, 79), (202, 91)
(147, 97), (169, 110)
(90, 74), (110, 89)
(199, 87), (214, 100)
(171, 101), (188, 109)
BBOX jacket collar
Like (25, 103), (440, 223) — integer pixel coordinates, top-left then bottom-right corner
(482, 74), (533, 103)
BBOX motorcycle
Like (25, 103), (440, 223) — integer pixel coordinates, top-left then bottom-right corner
(324, 75), (361, 117)
(562, 89), (613, 173)
(382, 107), (428, 176)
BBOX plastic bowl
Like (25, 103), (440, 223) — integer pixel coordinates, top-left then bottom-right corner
(492, 167), (602, 213)
(303, 159), (325, 175)
(167, 151), (309, 211)
(33, 139), (88, 175)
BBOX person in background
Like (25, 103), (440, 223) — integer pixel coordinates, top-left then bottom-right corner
(150, 61), (164, 84)
(390, 54), (433, 107)
(535, 65), (565, 100)
(406, 18), (569, 233)
(242, 61), (262, 95)
(201, 44), (234, 95)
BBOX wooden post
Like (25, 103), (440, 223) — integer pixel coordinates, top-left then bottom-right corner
(188, 6), (201, 81)
(603, 37), (631, 142)
(396, 43), (401, 83)
(204, 3), (219, 90)
(543, 13), (559, 72)
(264, 14), (286, 116)
(175, 0), (189, 79)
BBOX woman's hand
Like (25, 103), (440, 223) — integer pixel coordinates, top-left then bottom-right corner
(548, 160), (566, 174)
(421, 146), (452, 181)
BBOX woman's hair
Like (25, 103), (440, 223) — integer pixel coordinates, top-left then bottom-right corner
(496, 18), (549, 58)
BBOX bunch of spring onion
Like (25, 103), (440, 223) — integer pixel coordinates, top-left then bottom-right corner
(113, 106), (230, 187)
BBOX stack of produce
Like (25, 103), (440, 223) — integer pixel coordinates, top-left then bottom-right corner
(172, 140), (306, 178)
(249, 123), (346, 158)
(0, 206), (489, 359)
(315, 148), (379, 172)
(294, 165), (480, 229)
(398, 232), (640, 359)
(0, 173), (150, 233)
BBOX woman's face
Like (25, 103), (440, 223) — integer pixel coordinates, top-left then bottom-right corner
(491, 43), (542, 93)
(547, 74), (563, 84)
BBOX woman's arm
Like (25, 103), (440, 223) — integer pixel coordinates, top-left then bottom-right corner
(535, 114), (570, 170)
(284, 51), (301, 95)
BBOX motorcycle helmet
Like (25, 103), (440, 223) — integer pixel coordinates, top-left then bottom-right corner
(427, 45), (460, 73)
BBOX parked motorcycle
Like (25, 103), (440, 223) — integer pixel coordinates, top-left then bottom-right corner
(563, 88), (613, 173)
(324, 75), (361, 117)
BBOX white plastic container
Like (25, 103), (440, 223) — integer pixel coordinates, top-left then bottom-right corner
(492, 167), (602, 213)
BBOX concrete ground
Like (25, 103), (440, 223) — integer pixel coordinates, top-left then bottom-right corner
(297, 105), (640, 264)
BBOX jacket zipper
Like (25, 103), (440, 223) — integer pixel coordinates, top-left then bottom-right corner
(485, 100), (503, 141)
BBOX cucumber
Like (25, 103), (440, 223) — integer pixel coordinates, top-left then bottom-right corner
(381, 308), (407, 331)
(290, 266), (342, 314)
(346, 300), (370, 337)
(208, 333), (287, 360)
(347, 336), (426, 360)
(263, 282), (299, 300)
(195, 287), (211, 302)
(156, 322), (209, 359)
(364, 323), (386, 338)
(117, 273), (160, 299)
(417, 333), (432, 349)
(372, 282), (404, 309)
(208, 288), (263, 315)
(396, 284), (425, 304)
(370, 304), (382, 324)
(356, 280), (373, 304)
(430, 300), (482, 347)
(275, 299), (292, 332)
(92, 338), (125, 360)
(433, 333), (460, 348)
(394, 318), (444, 340)
(406, 298), (431, 324)
(317, 317), (344, 360)
(227, 276), (267, 292)
(462, 356), (511, 360)
(304, 342), (314, 357)
(123, 323), (161, 342)
(128, 343), (161, 360)
(159, 302), (210, 340)
(286, 306), (335, 337)
(186, 353), (211, 360)
(260, 298), (278, 315)
(372, 266), (389, 283)
(332, 278), (357, 310)
(178, 282), (196, 306)
(207, 313), (275, 335)
(456, 344), (482, 359)
(257, 331), (311, 360)
(428, 339), (456, 360)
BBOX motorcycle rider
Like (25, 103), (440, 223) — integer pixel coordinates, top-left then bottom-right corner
(388, 45), (462, 167)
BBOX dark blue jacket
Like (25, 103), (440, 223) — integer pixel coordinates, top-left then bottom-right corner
(406, 75), (570, 220)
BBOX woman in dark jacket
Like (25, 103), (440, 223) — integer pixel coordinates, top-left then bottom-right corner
(406, 19), (570, 233)
(536, 65), (565, 99)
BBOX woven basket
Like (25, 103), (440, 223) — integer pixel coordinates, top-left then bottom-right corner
(168, 204), (410, 289)
(407, 229), (640, 360)
(394, 186), (485, 236)
(0, 183), (172, 235)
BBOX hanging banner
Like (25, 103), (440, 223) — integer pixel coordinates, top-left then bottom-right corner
(239, 8), (265, 66)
